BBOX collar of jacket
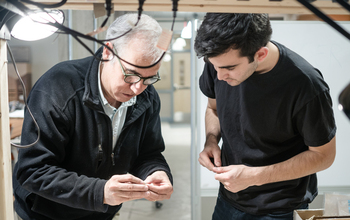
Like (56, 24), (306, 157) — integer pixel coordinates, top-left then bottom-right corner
(82, 47), (153, 122)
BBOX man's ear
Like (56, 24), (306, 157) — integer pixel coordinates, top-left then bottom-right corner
(255, 47), (269, 62)
(103, 42), (114, 60)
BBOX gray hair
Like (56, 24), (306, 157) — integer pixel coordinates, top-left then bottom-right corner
(106, 13), (163, 63)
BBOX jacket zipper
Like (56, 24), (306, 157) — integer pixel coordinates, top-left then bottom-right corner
(101, 112), (115, 166)
(109, 103), (137, 167)
(110, 126), (127, 167)
(111, 152), (115, 166)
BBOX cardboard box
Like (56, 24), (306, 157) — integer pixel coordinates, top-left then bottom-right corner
(7, 62), (31, 78)
(7, 62), (32, 102)
(294, 209), (324, 220)
(294, 209), (350, 220)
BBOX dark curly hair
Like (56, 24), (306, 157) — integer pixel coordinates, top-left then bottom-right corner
(194, 13), (272, 63)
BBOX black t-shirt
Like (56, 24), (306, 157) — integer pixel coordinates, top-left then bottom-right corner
(199, 41), (336, 215)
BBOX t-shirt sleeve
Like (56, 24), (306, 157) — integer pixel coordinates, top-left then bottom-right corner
(294, 90), (336, 147)
(199, 62), (217, 99)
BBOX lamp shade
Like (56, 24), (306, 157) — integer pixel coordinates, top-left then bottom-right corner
(0, 7), (64, 41)
(11, 10), (64, 41)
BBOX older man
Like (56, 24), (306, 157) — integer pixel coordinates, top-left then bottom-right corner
(13, 13), (173, 220)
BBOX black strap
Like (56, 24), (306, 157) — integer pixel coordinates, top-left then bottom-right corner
(297, 0), (350, 41)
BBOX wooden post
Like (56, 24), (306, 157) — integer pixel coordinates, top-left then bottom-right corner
(0, 39), (15, 220)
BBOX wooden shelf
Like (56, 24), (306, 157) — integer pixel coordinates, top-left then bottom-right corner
(26, 0), (349, 14)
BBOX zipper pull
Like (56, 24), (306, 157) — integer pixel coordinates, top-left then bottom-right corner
(98, 144), (103, 162)
(111, 153), (115, 166)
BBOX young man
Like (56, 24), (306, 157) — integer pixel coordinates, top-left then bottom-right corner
(13, 13), (173, 220)
(195, 13), (336, 220)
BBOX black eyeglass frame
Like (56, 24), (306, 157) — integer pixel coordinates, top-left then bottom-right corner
(115, 52), (161, 85)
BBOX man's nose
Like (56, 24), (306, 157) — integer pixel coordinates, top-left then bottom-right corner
(216, 69), (227, 81)
(131, 80), (147, 94)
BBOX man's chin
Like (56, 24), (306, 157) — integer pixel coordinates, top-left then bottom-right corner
(225, 79), (241, 87)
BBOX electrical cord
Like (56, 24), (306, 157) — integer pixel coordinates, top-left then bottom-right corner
(171, 0), (179, 30)
(7, 44), (41, 148)
(3, 0), (179, 148)
(44, 10), (175, 69)
(7, 0), (178, 69)
(5, 0), (31, 16)
(138, 0), (146, 21)
(103, 0), (177, 68)
(100, 0), (111, 28)
(333, 0), (350, 13)
(0, 6), (16, 29)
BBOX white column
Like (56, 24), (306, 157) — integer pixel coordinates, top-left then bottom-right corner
(0, 39), (15, 220)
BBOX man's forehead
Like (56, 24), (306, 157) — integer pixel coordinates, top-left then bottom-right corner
(208, 51), (244, 68)
(123, 62), (160, 77)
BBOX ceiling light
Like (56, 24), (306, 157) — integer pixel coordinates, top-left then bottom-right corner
(181, 21), (192, 39)
(172, 37), (186, 51)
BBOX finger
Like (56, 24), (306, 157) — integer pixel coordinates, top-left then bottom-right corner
(212, 166), (229, 174)
(117, 174), (145, 184)
(106, 190), (151, 205)
(146, 189), (171, 201)
(147, 183), (173, 194)
(214, 172), (228, 183)
(224, 185), (230, 191)
(198, 155), (215, 171)
(144, 191), (158, 202)
(119, 190), (151, 201)
(145, 176), (171, 187)
(213, 152), (222, 167)
(117, 182), (149, 192)
(144, 171), (169, 184)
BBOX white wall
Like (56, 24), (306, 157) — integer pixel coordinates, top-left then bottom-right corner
(8, 34), (65, 86)
(272, 21), (350, 187)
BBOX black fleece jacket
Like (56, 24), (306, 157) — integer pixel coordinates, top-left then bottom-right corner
(13, 48), (172, 220)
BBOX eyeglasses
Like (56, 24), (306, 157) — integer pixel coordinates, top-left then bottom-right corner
(115, 54), (161, 85)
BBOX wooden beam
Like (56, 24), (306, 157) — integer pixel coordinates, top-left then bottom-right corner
(0, 39), (15, 220)
(27, 0), (349, 14)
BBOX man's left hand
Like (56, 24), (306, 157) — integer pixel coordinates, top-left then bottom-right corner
(213, 165), (258, 193)
(144, 171), (173, 201)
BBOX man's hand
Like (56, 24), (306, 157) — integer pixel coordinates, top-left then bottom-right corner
(210, 137), (336, 194)
(104, 174), (150, 206)
(213, 165), (259, 193)
(144, 171), (173, 202)
(198, 139), (222, 171)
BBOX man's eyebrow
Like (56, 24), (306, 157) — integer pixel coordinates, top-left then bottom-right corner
(218, 64), (238, 69)
(125, 68), (142, 76)
(125, 68), (158, 77)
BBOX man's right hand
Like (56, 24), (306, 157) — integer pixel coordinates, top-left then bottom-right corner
(103, 174), (150, 206)
(198, 139), (222, 172)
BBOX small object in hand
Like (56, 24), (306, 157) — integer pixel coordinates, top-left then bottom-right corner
(210, 157), (216, 167)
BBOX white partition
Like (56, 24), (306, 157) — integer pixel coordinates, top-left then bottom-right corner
(271, 21), (350, 187)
